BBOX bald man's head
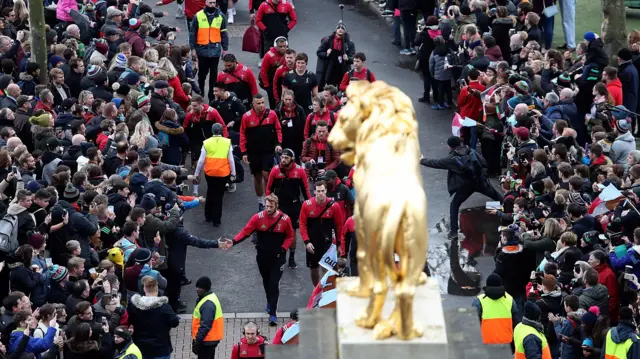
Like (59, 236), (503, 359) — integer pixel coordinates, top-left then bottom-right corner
(71, 134), (85, 146)
(6, 136), (22, 152)
(66, 24), (80, 37)
(514, 103), (529, 117)
(6, 84), (19, 97)
(560, 88), (574, 101)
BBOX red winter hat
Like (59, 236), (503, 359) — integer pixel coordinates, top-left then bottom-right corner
(28, 233), (46, 250)
(513, 126), (530, 140)
(95, 42), (109, 55)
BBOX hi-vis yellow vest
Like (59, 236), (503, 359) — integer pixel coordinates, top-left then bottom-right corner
(604, 330), (638, 359)
(115, 343), (142, 359)
(196, 10), (225, 45)
(192, 292), (224, 342)
(514, 323), (552, 359)
(203, 136), (231, 177)
(477, 293), (513, 344)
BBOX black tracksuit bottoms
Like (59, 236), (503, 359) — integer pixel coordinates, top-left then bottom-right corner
(256, 251), (286, 316)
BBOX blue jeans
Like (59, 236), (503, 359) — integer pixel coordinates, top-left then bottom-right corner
(559, 0), (576, 48)
(392, 15), (403, 43)
(540, 14), (555, 50)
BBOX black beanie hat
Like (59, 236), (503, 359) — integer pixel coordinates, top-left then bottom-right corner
(196, 276), (212, 291)
(524, 302), (541, 321)
(486, 273), (503, 287)
(447, 136), (462, 148)
(620, 306), (634, 322)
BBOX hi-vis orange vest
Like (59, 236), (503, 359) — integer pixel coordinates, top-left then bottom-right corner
(514, 323), (552, 359)
(478, 293), (514, 344)
(195, 10), (224, 45)
(192, 292), (224, 342)
(203, 136), (231, 177)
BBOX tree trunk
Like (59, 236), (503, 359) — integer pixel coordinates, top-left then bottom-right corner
(29, 0), (48, 85)
(601, 0), (627, 64)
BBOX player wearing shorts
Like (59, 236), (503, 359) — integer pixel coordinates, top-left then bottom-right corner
(240, 94), (283, 210)
(266, 148), (310, 269)
(299, 180), (343, 286)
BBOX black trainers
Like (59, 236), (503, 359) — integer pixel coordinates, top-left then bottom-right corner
(418, 96), (430, 104)
(180, 277), (192, 286)
(288, 256), (298, 269)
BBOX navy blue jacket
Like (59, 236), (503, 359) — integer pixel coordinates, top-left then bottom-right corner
(143, 179), (176, 209)
(166, 227), (219, 273)
(619, 61), (639, 115)
(127, 294), (179, 357)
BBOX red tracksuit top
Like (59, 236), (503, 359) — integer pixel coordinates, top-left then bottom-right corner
(217, 63), (259, 104)
(233, 210), (294, 254)
(340, 216), (355, 257)
(259, 47), (284, 88)
(300, 197), (344, 245)
(230, 336), (266, 359)
(183, 105), (229, 139)
(339, 67), (376, 91)
(303, 110), (334, 140)
(239, 108), (282, 155)
(273, 63), (293, 102)
(265, 163), (310, 206)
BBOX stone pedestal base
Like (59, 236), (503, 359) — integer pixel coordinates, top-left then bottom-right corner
(336, 277), (448, 359)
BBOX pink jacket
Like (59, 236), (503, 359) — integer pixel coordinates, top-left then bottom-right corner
(56, 0), (78, 22)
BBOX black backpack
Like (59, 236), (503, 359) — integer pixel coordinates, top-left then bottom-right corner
(348, 68), (372, 82)
(454, 149), (485, 181)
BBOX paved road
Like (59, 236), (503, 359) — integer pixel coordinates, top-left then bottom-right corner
(155, 0), (493, 314)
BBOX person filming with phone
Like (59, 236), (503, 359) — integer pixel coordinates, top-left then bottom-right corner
(221, 194), (294, 326)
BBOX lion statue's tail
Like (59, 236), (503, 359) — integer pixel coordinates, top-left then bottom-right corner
(381, 196), (406, 284)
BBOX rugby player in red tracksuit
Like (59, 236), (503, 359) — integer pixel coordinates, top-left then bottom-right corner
(273, 49), (296, 104)
(255, 0), (297, 58)
(266, 148), (309, 269)
(259, 36), (287, 109)
(183, 97), (229, 165)
(338, 52), (376, 92)
(240, 94), (283, 210)
(218, 53), (259, 108)
(300, 180), (344, 286)
(303, 95), (335, 140)
(341, 216), (357, 276)
(226, 194), (294, 326)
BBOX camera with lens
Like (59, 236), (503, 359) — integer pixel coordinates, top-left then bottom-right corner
(306, 162), (319, 181)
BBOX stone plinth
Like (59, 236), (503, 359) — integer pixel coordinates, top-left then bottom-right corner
(336, 277), (448, 359)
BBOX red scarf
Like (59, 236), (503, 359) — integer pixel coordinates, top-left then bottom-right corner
(333, 36), (343, 51)
(283, 104), (296, 118)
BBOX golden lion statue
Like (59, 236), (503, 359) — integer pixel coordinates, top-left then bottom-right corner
(329, 81), (428, 340)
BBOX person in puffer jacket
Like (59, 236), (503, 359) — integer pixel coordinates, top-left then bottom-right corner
(429, 36), (453, 110)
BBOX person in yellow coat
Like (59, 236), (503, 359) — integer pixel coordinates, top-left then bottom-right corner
(113, 326), (142, 359)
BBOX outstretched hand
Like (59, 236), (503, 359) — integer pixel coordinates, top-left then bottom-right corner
(219, 238), (233, 250)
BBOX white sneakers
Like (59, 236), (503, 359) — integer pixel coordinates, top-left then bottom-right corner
(228, 183), (237, 192)
(227, 9), (234, 24)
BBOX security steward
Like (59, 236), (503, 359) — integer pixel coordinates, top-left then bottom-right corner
(194, 123), (236, 227)
(240, 94), (283, 211)
(513, 302), (552, 359)
(230, 321), (267, 359)
(114, 326), (142, 359)
(471, 273), (517, 345)
(192, 276), (224, 359)
(266, 148), (310, 269)
(601, 306), (640, 359)
(189, 0), (229, 101)
(300, 180), (344, 287)
(224, 193), (294, 326)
